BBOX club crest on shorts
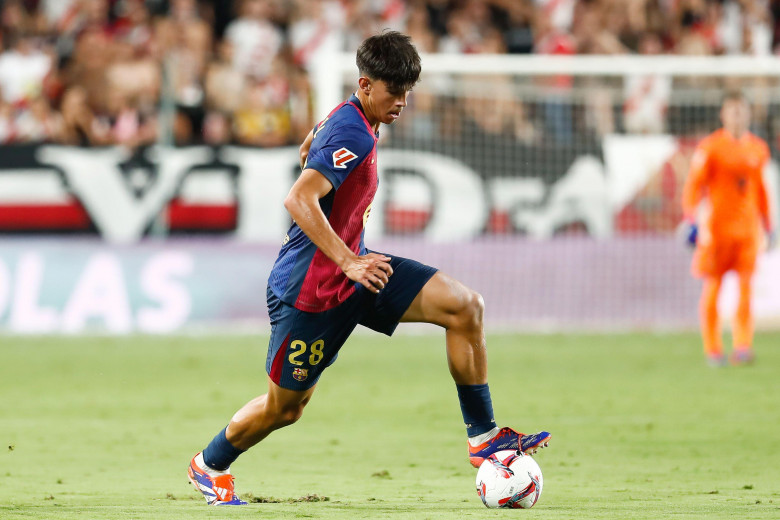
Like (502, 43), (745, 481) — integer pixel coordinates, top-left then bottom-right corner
(292, 367), (309, 381)
(332, 147), (358, 169)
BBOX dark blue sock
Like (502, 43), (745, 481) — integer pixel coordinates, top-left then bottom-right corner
(202, 427), (244, 471)
(456, 383), (497, 437)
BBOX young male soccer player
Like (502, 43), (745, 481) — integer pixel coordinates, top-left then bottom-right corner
(681, 90), (774, 367)
(187, 31), (550, 505)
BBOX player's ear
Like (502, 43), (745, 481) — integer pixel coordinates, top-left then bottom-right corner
(358, 77), (372, 94)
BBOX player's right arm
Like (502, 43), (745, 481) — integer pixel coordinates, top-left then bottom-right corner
(682, 138), (712, 221)
(283, 169), (393, 293)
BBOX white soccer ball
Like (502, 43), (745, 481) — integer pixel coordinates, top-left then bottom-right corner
(475, 450), (543, 509)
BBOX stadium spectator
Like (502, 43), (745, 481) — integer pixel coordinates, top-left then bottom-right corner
(232, 71), (293, 147)
(155, 0), (212, 142)
(224, 0), (283, 79)
(103, 89), (158, 149)
(202, 109), (232, 145)
(1, 0), (47, 37)
(62, 1), (119, 116)
(0, 94), (15, 143)
(0, 33), (52, 106)
(403, 2), (438, 53)
(673, 0), (716, 55)
(439, 1), (490, 53)
(572, 0), (630, 55)
(0, 0), (778, 147)
(535, 9), (576, 143)
(623, 31), (671, 134)
(15, 95), (60, 142)
(204, 38), (244, 143)
(55, 85), (111, 146)
(502, 0), (536, 54)
(288, 0), (348, 69)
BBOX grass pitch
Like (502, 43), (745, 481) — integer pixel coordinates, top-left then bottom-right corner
(1, 331), (779, 519)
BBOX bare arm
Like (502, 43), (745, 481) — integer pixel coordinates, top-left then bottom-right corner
(284, 168), (393, 293)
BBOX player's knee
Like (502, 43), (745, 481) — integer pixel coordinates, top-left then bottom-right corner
(450, 288), (485, 332)
(275, 402), (307, 427)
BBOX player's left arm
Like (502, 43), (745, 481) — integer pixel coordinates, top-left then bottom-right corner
(298, 128), (315, 170)
(756, 141), (775, 246)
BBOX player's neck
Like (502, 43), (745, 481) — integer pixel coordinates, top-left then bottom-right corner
(724, 126), (747, 140)
(355, 90), (381, 132)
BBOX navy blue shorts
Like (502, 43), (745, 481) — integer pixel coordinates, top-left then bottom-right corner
(265, 253), (438, 390)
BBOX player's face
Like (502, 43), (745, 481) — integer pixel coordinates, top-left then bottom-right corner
(366, 79), (410, 125)
(721, 98), (750, 136)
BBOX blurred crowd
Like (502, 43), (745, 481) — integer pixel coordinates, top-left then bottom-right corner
(1, 0), (780, 147)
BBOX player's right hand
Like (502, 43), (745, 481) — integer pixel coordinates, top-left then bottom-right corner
(676, 219), (697, 248)
(342, 253), (393, 293)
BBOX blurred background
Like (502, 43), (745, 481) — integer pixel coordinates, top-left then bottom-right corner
(0, 0), (779, 334)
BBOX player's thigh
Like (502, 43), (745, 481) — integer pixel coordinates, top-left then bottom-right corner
(734, 239), (758, 276)
(399, 271), (481, 327)
(693, 240), (730, 278)
(265, 290), (362, 391)
(357, 253), (437, 335)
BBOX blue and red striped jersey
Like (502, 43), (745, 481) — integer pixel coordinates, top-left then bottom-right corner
(268, 94), (379, 312)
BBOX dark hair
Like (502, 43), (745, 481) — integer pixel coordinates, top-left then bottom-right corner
(722, 89), (746, 105)
(356, 31), (421, 93)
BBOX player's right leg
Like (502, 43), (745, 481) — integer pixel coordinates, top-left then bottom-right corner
(188, 379), (316, 505)
(699, 275), (725, 366)
(188, 287), (360, 505)
(398, 271), (550, 467)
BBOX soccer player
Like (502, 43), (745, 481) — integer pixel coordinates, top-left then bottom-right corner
(187, 31), (550, 506)
(681, 90), (774, 367)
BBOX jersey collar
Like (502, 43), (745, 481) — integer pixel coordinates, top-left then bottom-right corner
(349, 93), (379, 137)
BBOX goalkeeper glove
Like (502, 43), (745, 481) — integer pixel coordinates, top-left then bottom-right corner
(677, 219), (697, 248)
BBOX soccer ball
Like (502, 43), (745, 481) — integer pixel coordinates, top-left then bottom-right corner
(475, 450), (543, 509)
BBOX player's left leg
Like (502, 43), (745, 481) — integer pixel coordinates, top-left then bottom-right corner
(399, 272), (550, 467)
(731, 270), (755, 365)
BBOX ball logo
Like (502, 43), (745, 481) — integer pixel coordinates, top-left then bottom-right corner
(332, 147), (358, 169)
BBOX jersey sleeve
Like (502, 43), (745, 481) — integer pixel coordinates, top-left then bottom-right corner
(304, 123), (375, 190)
(682, 137), (711, 220)
(756, 140), (772, 231)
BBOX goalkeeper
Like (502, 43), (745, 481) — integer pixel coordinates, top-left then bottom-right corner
(681, 90), (774, 366)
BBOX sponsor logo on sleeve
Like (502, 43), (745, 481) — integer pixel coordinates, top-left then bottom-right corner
(332, 147), (358, 169)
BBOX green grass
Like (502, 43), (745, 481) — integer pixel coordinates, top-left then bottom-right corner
(1, 332), (779, 519)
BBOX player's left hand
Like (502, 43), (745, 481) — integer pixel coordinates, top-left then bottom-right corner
(766, 229), (777, 250)
(342, 253), (393, 294)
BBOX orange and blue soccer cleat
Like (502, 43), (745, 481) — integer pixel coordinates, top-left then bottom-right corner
(187, 452), (246, 506)
(730, 348), (755, 366)
(706, 352), (727, 368)
(468, 427), (551, 468)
